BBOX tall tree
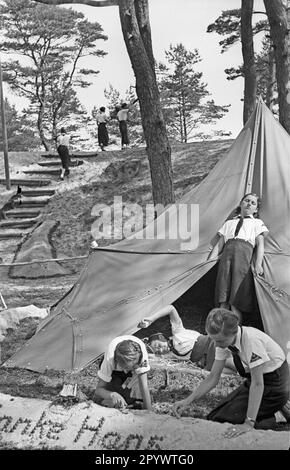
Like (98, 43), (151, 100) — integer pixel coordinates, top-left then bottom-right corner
(0, 0), (107, 150)
(33, 0), (174, 206)
(157, 44), (229, 142)
(263, 0), (290, 133)
(241, 0), (256, 123)
(207, 6), (269, 123)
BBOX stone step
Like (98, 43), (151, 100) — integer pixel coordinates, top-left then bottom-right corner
(12, 198), (50, 208)
(41, 152), (98, 158)
(4, 209), (41, 219)
(0, 218), (38, 229)
(23, 168), (62, 176)
(0, 178), (51, 187)
(20, 189), (55, 197)
(38, 160), (83, 167)
(0, 230), (26, 239)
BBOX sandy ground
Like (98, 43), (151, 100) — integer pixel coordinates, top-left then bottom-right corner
(0, 392), (288, 450)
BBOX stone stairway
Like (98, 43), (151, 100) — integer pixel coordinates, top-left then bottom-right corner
(0, 173), (56, 258)
(37, 160), (83, 167)
(0, 151), (98, 267)
(0, 178), (51, 187)
(23, 159), (83, 178)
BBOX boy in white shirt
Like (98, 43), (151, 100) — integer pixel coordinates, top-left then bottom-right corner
(94, 335), (152, 410)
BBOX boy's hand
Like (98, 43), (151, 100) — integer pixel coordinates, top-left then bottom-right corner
(137, 319), (151, 329)
(110, 392), (127, 409)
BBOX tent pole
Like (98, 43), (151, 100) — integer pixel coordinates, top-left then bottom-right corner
(245, 99), (262, 194)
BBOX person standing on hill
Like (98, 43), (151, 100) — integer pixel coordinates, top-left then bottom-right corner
(56, 127), (70, 180)
(117, 103), (130, 150)
(96, 106), (109, 151)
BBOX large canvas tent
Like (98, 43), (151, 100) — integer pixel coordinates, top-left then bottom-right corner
(5, 100), (290, 373)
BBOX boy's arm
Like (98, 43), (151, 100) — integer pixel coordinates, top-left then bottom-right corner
(138, 305), (180, 328)
(138, 373), (152, 410)
(207, 233), (224, 260)
(254, 234), (264, 275)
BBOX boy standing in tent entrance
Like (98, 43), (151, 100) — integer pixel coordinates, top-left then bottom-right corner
(94, 336), (152, 411)
(208, 193), (268, 322)
(138, 304), (235, 374)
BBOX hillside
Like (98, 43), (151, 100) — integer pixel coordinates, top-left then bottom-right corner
(0, 140), (233, 308)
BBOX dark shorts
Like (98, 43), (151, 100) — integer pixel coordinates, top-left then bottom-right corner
(215, 239), (255, 312)
(98, 123), (109, 147)
(57, 145), (70, 173)
(207, 360), (290, 425)
(119, 120), (129, 145)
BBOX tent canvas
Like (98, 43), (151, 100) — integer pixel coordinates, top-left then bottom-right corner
(4, 100), (290, 373)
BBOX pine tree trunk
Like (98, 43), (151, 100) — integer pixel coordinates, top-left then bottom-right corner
(37, 102), (49, 151)
(266, 46), (276, 111)
(118, 0), (174, 206)
(241, 0), (257, 124)
(264, 0), (290, 133)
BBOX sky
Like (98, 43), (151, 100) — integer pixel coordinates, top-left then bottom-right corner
(5, 0), (266, 139)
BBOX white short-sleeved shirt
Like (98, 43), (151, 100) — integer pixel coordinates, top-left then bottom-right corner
(96, 112), (107, 124)
(57, 134), (70, 147)
(170, 316), (200, 357)
(98, 335), (150, 383)
(215, 326), (285, 374)
(218, 215), (268, 246)
(117, 109), (129, 121)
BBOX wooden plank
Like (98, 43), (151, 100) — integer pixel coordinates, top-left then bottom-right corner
(0, 219), (37, 229)
(21, 189), (55, 197)
(0, 178), (51, 187)
(4, 210), (40, 219)
(38, 160), (83, 167)
(23, 169), (61, 176)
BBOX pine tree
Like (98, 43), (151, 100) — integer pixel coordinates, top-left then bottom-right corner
(157, 44), (229, 142)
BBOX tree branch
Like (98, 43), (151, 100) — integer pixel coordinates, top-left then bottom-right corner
(33, 0), (118, 6)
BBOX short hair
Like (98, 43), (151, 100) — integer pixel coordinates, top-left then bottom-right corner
(205, 308), (240, 337)
(100, 106), (105, 112)
(114, 340), (142, 367)
(235, 193), (261, 218)
(143, 333), (168, 354)
(60, 127), (66, 134)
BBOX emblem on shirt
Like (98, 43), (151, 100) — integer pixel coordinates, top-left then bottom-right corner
(140, 360), (148, 368)
(250, 352), (262, 363)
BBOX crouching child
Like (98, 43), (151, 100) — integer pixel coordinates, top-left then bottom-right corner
(94, 336), (152, 411)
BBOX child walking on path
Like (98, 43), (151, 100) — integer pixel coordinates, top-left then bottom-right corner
(57, 127), (70, 180)
(96, 106), (109, 151)
(117, 103), (130, 150)
(94, 336), (152, 411)
(173, 308), (290, 435)
(208, 193), (269, 320)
